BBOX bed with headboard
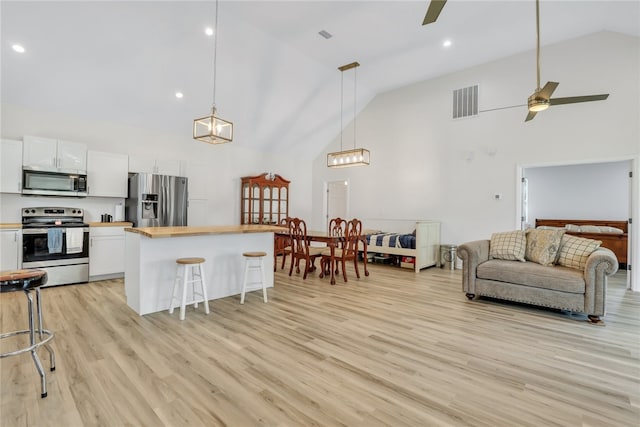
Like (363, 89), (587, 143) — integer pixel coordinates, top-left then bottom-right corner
(535, 219), (628, 266)
(359, 219), (441, 272)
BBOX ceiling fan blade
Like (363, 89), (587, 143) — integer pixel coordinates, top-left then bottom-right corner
(422, 0), (447, 25)
(550, 94), (609, 106)
(525, 110), (538, 122)
(538, 81), (559, 100)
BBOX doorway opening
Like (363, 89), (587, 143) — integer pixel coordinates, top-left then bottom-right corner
(517, 158), (636, 291)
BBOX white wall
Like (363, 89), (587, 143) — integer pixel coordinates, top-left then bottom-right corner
(525, 161), (631, 226)
(0, 104), (313, 224)
(312, 32), (639, 245)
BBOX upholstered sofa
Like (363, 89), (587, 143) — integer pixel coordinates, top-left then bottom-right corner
(457, 238), (619, 323)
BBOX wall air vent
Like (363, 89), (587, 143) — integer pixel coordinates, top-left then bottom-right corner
(453, 84), (479, 119)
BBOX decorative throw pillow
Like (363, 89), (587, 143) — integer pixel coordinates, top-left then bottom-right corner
(556, 234), (602, 270)
(525, 228), (565, 266)
(489, 230), (526, 262)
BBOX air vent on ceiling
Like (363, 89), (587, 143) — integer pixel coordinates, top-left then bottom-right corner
(453, 84), (479, 119)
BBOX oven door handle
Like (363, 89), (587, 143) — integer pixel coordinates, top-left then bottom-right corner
(22, 227), (89, 234)
(23, 228), (50, 235)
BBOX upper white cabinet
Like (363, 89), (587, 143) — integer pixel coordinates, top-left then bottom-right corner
(129, 155), (181, 176)
(87, 150), (128, 198)
(23, 135), (87, 173)
(1, 139), (23, 193)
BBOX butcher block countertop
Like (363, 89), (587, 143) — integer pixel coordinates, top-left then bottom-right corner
(0, 223), (22, 229)
(125, 224), (285, 238)
(88, 222), (133, 227)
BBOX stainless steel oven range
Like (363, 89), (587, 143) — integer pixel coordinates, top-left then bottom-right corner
(22, 207), (89, 287)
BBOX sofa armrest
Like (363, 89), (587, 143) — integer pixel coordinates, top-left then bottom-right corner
(583, 247), (619, 317)
(457, 240), (490, 295)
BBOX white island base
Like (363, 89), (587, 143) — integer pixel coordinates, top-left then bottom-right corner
(124, 226), (279, 315)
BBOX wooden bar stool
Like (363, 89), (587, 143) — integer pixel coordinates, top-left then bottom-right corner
(241, 251), (268, 304)
(0, 269), (55, 398)
(169, 257), (210, 320)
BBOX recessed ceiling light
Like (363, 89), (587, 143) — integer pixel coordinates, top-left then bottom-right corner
(12, 44), (25, 53)
(175, 92), (184, 99)
(443, 39), (452, 48)
(205, 27), (214, 36)
(318, 30), (332, 39)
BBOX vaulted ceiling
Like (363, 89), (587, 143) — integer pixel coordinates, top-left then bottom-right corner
(2, 1), (639, 158)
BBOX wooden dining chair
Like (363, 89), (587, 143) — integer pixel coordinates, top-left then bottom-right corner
(274, 217), (292, 271)
(288, 218), (324, 280)
(320, 217), (346, 276)
(328, 217), (347, 239)
(320, 218), (362, 282)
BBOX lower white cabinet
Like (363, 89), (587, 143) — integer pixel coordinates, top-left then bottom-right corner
(89, 227), (125, 279)
(1, 228), (22, 270)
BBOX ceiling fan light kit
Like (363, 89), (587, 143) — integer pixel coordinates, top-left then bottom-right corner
(527, 95), (549, 112)
(193, 0), (233, 144)
(327, 61), (371, 169)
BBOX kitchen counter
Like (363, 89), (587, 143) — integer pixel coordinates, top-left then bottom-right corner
(124, 225), (278, 315)
(88, 222), (132, 227)
(0, 223), (22, 229)
(125, 224), (283, 238)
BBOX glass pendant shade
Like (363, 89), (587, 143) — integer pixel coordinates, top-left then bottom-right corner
(327, 148), (370, 168)
(193, 108), (233, 144)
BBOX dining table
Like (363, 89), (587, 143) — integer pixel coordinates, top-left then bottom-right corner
(278, 229), (370, 285)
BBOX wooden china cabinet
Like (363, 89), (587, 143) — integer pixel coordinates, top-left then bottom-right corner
(240, 173), (290, 225)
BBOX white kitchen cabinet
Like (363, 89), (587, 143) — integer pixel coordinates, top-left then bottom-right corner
(128, 155), (181, 176)
(89, 226), (125, 279)
(0, 228), (22, 271)
(1, 139), (23, 193)
(23, 135), (87, 173)
(87, 150), (129, 198)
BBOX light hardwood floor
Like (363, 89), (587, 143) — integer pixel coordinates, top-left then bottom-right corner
(1, 262), (638, 427)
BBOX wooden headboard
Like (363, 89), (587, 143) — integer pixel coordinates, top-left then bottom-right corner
(535, 219), (628, 266)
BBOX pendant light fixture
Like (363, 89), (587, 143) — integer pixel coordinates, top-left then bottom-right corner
(193, 0), (233, 144)
(327, 61), (370, 168)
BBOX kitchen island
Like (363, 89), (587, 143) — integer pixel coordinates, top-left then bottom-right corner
(124, 225), (283, 315)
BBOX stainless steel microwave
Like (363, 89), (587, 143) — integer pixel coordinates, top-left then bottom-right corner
(22, 169), (88, 197)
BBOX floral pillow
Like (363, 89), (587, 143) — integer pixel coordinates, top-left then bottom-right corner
(489, 230), (526, 262)
(525, 228), (565, 266)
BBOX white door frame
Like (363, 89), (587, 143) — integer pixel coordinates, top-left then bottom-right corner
(516, 155), (638, 292)
(323, 179), (350, 232)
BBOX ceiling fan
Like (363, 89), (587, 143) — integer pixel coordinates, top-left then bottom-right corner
(525, 0), (609, 121)
(422, 1), (609, 121)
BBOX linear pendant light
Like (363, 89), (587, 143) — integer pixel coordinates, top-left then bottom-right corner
(193, 0), (233, 144)
(327, 61), (370, 168)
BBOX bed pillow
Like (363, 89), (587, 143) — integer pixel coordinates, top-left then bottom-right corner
(489, 230), (526, 262)
(600, 226), (624, 234)
(580, 225), (602, 233)
(525, 228), (565, 266)
(556, 234), (602, 270)
(565, 224), (582, 232)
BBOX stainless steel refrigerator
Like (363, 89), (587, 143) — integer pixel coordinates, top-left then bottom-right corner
(126, 173), (188, 227)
